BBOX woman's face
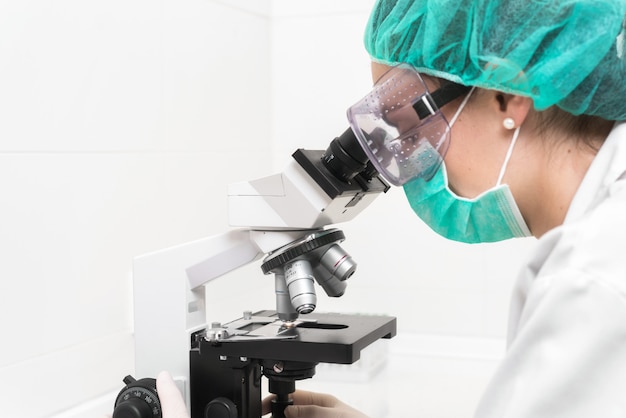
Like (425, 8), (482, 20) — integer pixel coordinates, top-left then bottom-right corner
(370, 61), (513, 199)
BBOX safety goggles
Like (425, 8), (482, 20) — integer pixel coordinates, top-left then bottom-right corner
(347, 64), (471, 186)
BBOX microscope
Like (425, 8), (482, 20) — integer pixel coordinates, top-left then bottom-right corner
(111, 63), (457, 418)
(107, 61), (468, 418)
(111, 127), (395, 418)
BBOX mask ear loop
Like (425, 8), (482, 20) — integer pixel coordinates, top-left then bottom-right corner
(448, 87), (475, 127)
(496, 126), (521, 186)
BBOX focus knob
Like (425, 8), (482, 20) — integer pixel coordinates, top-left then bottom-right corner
(113, 375), (162, 418)
(204, 397), (237, 418)
(113, 397), (153, 418)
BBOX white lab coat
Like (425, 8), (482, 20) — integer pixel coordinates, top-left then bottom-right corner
(475, 122), (626, 418)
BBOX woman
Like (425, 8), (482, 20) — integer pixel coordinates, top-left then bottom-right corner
(261, 0), (626, 417)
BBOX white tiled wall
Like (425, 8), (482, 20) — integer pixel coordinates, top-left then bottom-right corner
(0, 1), (537, 417)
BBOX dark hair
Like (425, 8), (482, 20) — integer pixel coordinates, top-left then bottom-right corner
(463, 85), (612, 152)
(531, 106), (612, 152)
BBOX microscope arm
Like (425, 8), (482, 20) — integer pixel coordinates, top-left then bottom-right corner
(186, 229), (318, 290)
(185, 229), (263, 290)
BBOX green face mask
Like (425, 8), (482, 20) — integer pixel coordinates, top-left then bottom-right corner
(403, 159), (531, 243)
(403, 100), (532, 244)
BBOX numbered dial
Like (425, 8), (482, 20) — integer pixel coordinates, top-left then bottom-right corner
(113, 375), (162, 418)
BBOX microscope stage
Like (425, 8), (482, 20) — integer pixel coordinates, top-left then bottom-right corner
(198, 310), (396, 365)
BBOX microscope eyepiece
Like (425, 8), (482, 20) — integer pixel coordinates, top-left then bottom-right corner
(322, 128), (377, 182)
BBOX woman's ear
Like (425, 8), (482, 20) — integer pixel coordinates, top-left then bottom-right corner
(495, 93), (533, 130)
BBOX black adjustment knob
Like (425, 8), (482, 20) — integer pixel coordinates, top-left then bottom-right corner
(113, 398), (153, 418)
(113, 375), (162, 418)
(204, 397), (238, 418)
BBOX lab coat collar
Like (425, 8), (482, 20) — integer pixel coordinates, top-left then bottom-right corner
(565, 121), (626, 224)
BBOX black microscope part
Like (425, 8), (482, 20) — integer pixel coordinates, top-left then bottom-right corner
(205, 397), (238, 418)
(189, 311), (396, 418)
(413, 81), (471, 119)
(260, 229), (345, 274)
(293, 130), (389, 201)
(113, 375), (161, 418)
(321, 128), (370, 182)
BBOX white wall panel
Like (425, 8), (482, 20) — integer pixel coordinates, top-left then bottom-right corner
(271, 0), (375, 16)
(0, 149), (273, 417)
(0, 0), (272, 416)
(269, 3), (377, 165)
(0, 0), (164, 152)
(161, 0), (271, 154)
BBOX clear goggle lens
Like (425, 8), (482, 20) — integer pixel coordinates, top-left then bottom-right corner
(347, 65), (462, 186)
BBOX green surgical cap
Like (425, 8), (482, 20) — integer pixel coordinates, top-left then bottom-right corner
(365, 0), (626, 120)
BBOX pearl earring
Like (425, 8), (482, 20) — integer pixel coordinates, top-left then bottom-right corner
(503, 117), (516, 130)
